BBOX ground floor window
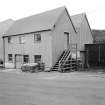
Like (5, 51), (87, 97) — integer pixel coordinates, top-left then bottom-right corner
(23, 55), (29, 63)
(8, 54), (13, 62)
(34, 55), (41, 63)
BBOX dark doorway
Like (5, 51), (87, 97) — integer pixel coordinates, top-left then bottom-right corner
(85, 44), (105, 68)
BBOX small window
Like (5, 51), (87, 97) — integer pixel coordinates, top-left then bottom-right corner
(8, 54), (13, 62)
(8, 36), (13, 43)
(34, 34), (41, 42)
(34, 55), (41, 63)
(23, 55), (29, 63)
(19, 36), (25, 44)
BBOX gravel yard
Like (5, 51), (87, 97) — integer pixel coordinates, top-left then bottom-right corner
(0, 69), (105, 105)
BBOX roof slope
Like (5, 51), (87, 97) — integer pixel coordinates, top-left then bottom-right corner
(6, 7), (66, 36)
(92, 30), (105, 43)
(71, 13), (85, 31)
(0, 19), (14, 35)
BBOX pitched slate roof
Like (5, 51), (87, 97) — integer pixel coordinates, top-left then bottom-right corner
(5, 7), (67, 36)
(92, 30), (105, 43)
(71, 13), (85, 31)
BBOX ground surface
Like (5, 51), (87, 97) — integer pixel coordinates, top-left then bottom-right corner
(0, 69), (105, 105)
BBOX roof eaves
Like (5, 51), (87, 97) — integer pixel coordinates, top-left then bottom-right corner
(3, 28), (52, 38)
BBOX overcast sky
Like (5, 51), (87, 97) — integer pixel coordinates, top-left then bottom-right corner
(0, 0), (105, 29)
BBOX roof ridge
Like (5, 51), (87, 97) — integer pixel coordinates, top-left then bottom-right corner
(71, 13), (86, 17)
(71, 13), (86, 32)
(5, 6), (66, 36)
(14, 6), (66, 22)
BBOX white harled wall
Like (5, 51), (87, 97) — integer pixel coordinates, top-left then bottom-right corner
(4, 31), (52, 68)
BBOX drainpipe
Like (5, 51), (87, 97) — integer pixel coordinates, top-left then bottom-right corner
(3, 37), (5, 68)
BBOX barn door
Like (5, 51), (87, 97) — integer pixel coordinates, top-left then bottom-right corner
(87, 45), (99, 67)
(86, 44), (105, 68)
(100, 45), (105, 67)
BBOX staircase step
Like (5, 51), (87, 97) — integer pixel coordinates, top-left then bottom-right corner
(51, 49), (78, 72)
(53, 67), (59, 69)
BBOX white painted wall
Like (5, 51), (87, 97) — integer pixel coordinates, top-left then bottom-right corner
(0, 19), (14, 60)
(77, 16), (93, 51)
(75, 16), (93, 66)
(51, 9), (77, 66)
(4, 31), (52, 68)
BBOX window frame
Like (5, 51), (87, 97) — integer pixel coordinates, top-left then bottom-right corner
(23, 55), (29, 63)
(8, 54), (13, 62)
(34, 55), (41, 63)
(34, 33), (41, 42)
(8, 36), (12, 43)
(19, 35), (26, 44)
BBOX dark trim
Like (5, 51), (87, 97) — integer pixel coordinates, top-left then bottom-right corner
(2, 29), (51, 38)
(65, 8), (77, 33)
(3, 37), (5, 68)
(64, 32), (69, 35)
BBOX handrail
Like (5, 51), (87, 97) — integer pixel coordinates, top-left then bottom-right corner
(58, 49), (71, 71)
(61, 50), (70, 63)
(58, 43), (78, 72)
(59, 49), (70, 64)
(63, 51), (71, 64)
(59, 50), (68, 63)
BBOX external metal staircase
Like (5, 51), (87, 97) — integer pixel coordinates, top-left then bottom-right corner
(51, 44), (78, 72)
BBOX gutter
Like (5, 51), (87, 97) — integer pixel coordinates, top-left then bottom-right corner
(2, 29), (52, 38)
(2, 37), (5, 68)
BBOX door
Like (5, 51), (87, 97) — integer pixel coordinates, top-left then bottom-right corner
(64, 32), (69, 49)
(85, 44), (105, 68)
(100, 44), (105, 67)
(87, 45), (99, 67)
(15, 54), (23, 69)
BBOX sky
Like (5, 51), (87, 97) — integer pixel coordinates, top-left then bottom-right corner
(0, 0), (105, 29)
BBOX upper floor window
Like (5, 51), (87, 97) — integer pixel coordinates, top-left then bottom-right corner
(19, 36), (25, 44)
(8, 36), (13, 43)
(8, 54), (13, 62)
(34, 33), (41, 42)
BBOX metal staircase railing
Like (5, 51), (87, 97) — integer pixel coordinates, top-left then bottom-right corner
(51, 43), (78, 72)
(58, 44), (78, 72)
(59, 49), (70, 64)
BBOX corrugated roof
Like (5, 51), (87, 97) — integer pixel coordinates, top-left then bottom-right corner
(71, 13), (85, 31)
(5, 7), (66, 36)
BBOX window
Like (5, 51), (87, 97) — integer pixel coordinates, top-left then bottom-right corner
(34, 55), (41, 63)
(19, 36), (25, 44)
(8, 54), (13, 62)
(8, 36), (13, 43)
(34, 34), (41, 42)
(23, 55), (29, 63)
